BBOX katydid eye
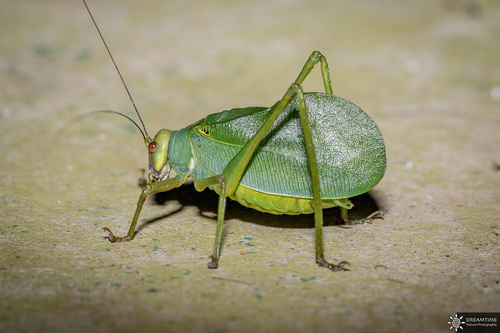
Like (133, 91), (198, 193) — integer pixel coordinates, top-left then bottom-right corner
(148, 141), (157, 153)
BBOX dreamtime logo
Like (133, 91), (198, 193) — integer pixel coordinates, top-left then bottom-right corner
(446, 313), (499, 332)
(447, 314), (465, 331)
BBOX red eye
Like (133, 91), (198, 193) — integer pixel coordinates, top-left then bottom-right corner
(148, 141), (157, 153)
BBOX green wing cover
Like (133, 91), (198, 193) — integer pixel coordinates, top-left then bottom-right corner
(190, 93), (386, 199)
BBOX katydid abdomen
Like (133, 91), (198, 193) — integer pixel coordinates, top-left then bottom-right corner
(161, 93), (385, 216)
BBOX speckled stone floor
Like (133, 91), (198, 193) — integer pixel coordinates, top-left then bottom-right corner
(1, 1), (499, 332)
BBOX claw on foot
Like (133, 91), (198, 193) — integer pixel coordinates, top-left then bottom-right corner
(208, 256), (219, 269)
(317, 259), (350, 272)
(343, 210), (385, 225)
(102, 227), (133, 243)
(366, 210), (384, 220)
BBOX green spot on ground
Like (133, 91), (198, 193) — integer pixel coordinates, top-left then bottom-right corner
(300, 277), (317, 282)
(75, 48), (91, 62)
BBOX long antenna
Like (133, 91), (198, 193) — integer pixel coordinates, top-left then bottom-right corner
(63, 110), (148, 142)
(82, 0), (150, 139)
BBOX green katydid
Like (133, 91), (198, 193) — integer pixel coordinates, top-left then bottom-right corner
(83, 0), (386, 272)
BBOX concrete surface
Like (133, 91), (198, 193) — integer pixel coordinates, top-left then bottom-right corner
(1, 0), (499, 332)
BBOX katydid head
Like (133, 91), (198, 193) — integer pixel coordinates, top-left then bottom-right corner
(148, 129), (172, 182)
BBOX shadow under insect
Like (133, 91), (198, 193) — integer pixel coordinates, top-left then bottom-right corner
(148, 181), (383, 230)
